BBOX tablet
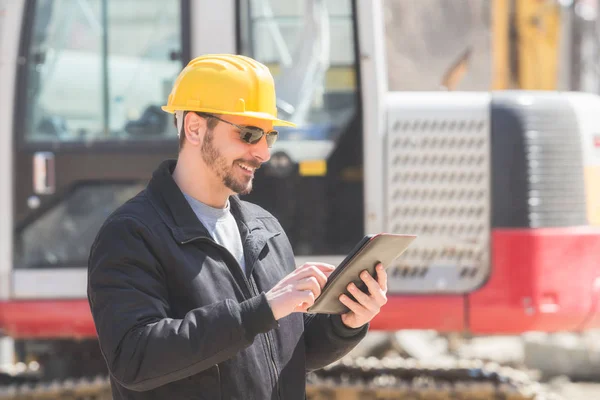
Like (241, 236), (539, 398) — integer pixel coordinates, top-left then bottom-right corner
(307, 233), (417, 314)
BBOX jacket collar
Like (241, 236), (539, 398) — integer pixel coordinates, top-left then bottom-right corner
(146, 160), (280, 258)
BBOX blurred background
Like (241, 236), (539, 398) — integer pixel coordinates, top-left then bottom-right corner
(1, 0), (600, 399)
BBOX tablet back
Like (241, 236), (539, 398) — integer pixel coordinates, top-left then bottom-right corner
(307, 233), (417, 314)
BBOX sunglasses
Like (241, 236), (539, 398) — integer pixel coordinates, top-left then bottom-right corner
(194, 112), (278, 148)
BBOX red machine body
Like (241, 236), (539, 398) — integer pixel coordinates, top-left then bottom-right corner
(3, 228), (600, 339)
(372, 228), (600, 333)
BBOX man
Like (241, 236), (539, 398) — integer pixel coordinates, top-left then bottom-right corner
(87, 54), (388, 400)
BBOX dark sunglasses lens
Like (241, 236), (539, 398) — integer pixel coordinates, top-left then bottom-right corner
(239, 127), (278, 147)
(240, 128), (264, 144)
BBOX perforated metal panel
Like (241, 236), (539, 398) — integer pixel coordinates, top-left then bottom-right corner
(383, 92), (491, 294)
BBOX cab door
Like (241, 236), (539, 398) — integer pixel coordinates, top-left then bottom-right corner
(12, 0), (189, 297)
(236, 0), (365, 258)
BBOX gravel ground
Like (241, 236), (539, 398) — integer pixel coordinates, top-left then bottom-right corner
(349, 332), (600, 399)
(545, 381), (600, 400)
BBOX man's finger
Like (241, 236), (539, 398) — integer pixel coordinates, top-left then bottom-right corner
(310, 263), (335, 279)
(296, 277), (322, 299)
(294, 290), (317, 313)
(295, 267), (328, 288)
(359, 270), (386, 305)
(376, 264), (388, 293)
(347, 282), (378, 312)
(322, 269), (334, 278)
(339, 293), (366, 315)
(308, 265), (331, 286)
(298, 268), (327, 287)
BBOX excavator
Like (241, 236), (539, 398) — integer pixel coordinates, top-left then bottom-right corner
(0, 0), (599, 399)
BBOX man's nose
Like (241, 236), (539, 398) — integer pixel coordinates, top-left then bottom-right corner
(250, 135), (271, 163)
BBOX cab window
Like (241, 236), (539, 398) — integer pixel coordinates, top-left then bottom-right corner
(237, 0), (359, 162)
(22, 0), (184, 144)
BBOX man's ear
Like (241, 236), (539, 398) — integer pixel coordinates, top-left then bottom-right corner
(183, 112), (206, 146)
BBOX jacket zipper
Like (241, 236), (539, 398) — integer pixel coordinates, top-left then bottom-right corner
(215, 364), (221, 396)
(181, 236), (280, 399)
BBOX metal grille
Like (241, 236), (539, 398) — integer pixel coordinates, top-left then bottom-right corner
(499, 93), (588, 227)
(384, 93), (491, 294)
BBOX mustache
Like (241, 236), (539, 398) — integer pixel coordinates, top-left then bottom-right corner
(235, 159), (262, 170)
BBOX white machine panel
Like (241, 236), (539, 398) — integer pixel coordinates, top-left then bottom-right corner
(0, 1), (23, 300)
(384, 92), (491, 293)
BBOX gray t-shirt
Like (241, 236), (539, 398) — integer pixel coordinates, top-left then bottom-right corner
(183, 193), (246, 273)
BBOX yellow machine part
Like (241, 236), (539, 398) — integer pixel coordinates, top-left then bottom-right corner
(493, 0), (562, 90)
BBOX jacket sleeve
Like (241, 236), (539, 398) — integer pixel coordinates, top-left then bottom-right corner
(303, 312), (368, 371)
(87, 216), (277, 392)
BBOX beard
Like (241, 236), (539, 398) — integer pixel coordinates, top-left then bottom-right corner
(201, 129), (259, 195)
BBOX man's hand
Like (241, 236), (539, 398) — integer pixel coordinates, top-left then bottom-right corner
(339, 263), (388, 328)
(266, 263), (335, 320)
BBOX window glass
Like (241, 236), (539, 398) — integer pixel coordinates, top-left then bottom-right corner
(24, 0), (183, 143)
(239, 0), (358, 163)
(15, 183), (146, 268)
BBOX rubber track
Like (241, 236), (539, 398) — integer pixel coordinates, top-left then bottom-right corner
(0, 375), (111, 400)
(306, 356), (565, 400)
(0, 357), (564, 400)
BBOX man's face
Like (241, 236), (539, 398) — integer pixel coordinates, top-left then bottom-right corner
(199, 114), (273, 195)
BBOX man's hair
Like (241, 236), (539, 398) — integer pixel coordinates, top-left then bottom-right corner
(175, 112), (219, 150)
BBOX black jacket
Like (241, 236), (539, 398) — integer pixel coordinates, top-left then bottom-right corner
(87, 159), (368, 400)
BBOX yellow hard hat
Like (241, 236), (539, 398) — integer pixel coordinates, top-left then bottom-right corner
(162, 54), (296, 127)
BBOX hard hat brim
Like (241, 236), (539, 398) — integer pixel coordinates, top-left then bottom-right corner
(161, 106), (297, 127)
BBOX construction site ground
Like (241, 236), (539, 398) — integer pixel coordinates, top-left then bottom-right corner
(339, 330), (600, 400)
(5, 331), (600, 400)
(546, 381), (600, 399)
